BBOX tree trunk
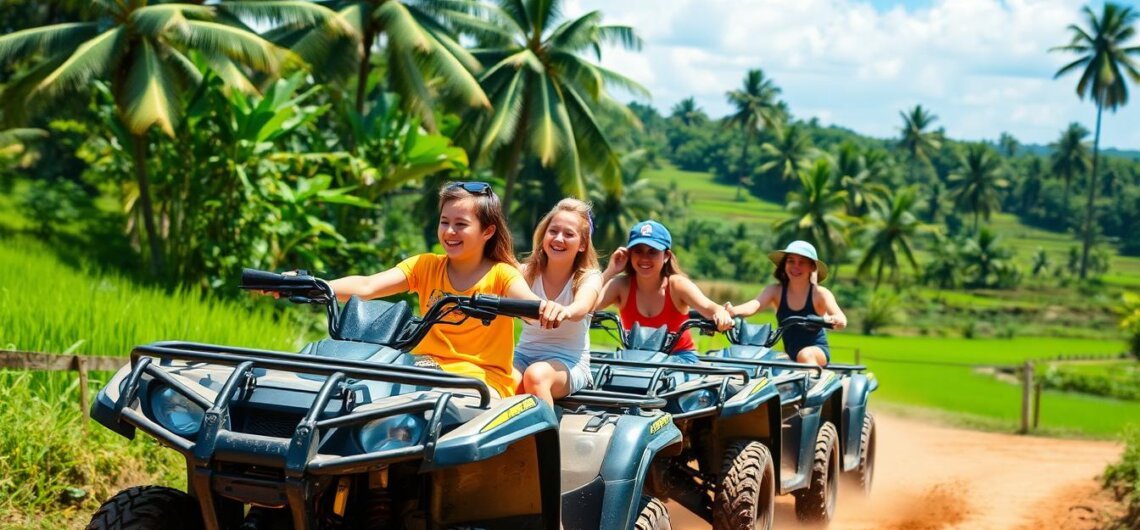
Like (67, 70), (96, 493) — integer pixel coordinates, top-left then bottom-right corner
(355, 27), (375, 115)
(131, 133), (164, 275)
(736, 128), (753, 201)
(501, 101), (532, 216)
(1079, 103), (1103, 279)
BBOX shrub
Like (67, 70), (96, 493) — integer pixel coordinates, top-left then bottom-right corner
(860, 290), (905, 335)
(1118, 292), (1140, 356)
(1103, 425), (1140, 526)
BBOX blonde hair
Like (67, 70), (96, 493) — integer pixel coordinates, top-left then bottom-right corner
(439, 184), (518, 267)
(522, 198), (600, 292)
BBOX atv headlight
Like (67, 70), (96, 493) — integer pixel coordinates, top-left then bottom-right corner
(150, 386), (205, 437)
(678, 389), (716, 411)
(359, 414), (426, 453)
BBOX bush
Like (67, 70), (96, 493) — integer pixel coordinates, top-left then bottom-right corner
(18, 179), (87, 235)
(1118, 292), (1140, 356)
(859, 290), (905, 335)
(1103, 425), (1140, 526)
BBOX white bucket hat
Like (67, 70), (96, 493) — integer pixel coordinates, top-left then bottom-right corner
(768, 240), (829, 282)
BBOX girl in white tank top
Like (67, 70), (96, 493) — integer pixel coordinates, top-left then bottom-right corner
(514, 199), (602, 405)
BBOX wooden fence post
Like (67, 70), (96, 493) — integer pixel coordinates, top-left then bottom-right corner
(1033, 381), (1042, 430)
(72, 353), (88, 430)
(1020, 361), (1033, 434)
(854, 348), (861, 365)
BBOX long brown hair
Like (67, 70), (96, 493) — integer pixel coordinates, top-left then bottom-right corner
(439, 183), (518, 267)
(522, 198), (600, 292)
(623, 249), (685, 279)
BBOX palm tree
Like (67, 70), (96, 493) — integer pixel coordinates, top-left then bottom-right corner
(1018, 155), (1048, 212)
(949, 143), (1009, 232)
(1052, 2), (1140, 279)
(1050, 122), (1091, 201)
(998, 132), (1020, 158)
(858, 188), (922, 289)
(959, 228), (1014, 287)
(775, 159), (848, 262)
(671, 97), (706, 126)
(834, 141), (888, 217)
(923, 179), (950, 223)
(897, 105), (941, 182)
(726, 69), (782, 200)
(759, 123), (813, 183)
(923, 234), (961, 289)
(457, 0), (647, 214)
(589, 150), (661, 252)
(259, 0), (488, 122)
(0, 2), (284, 273)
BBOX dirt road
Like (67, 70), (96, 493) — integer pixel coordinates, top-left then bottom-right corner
(668, 413), (1122, 530)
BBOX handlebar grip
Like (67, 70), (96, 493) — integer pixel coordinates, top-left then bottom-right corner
(471, 295), (542, 319)
(239, 268), (316, 290)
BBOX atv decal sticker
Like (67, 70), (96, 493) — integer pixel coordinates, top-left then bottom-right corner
(748, 377), (771, 396)
(648, 414), (671, 435)
(480, 397), (538, 433)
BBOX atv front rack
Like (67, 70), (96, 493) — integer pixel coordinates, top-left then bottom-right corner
(104, 341), (512, 529)
(589, 358), (750, 420)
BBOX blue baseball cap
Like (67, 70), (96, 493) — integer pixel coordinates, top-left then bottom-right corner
(627, 220), (672, 251)
(769, 240), (829, 282)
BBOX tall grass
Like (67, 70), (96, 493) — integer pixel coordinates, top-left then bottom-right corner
(0, 237), (303, 527)
(0, 238), (302, 354)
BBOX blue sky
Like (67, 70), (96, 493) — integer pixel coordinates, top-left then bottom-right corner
(567, 0), (1140, 149)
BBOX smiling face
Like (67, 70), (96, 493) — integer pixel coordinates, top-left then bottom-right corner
(628, 244), (667, 279)
(783, 253), (817, 282)
(438, 197), (494, 261)
(542, 210), (586, 267)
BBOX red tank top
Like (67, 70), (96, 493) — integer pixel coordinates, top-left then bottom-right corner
(620, 279), (696, 352)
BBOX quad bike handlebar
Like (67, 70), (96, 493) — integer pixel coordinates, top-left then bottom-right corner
(763, 315), (834, 348)
(240, 268), (542, 350)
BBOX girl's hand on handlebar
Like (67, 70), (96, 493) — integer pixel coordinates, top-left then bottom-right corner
(712, 306), (734, 331)
(824, 314), (846, 330)
(540, 300), (570, 329)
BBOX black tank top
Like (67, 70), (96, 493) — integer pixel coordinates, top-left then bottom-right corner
(776, 284), (828, 355)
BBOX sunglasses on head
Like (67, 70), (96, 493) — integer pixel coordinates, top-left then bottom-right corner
(447, 181), (493, 195)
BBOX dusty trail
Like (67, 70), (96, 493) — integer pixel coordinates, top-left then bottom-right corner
(669, 412), (1121, 530)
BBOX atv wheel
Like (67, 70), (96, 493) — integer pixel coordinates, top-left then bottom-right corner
(86, 486), (202, 530)
(634, 495), (671, 530)
(794, 421), (839, 525)
(713, 440), (775, 530)
(843, 413), (876, 497)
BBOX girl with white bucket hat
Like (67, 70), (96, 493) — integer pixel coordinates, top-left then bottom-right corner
(725, 240), (847, 366)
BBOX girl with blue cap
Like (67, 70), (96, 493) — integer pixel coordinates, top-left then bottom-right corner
(595, 220), (734, 363)
(726, 240), (847, 366)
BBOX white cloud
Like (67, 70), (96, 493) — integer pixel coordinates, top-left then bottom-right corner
(564, 0), (1140, 149)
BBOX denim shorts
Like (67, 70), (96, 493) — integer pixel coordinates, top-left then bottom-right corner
(514, 352), (593, 393)
(668, 350), (702, 364)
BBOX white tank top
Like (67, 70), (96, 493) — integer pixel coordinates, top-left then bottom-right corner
(514, 272), (595, 361)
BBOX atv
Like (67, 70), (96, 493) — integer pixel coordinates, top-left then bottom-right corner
(589, 313), (876, 528)
(702, 315), (879, 513)
(87, 269), (681, 530)
(588, 313), (789, 530)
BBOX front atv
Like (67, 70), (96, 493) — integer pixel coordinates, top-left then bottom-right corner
(87, 269), (680, 530)
(703, 315), (880, 520)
